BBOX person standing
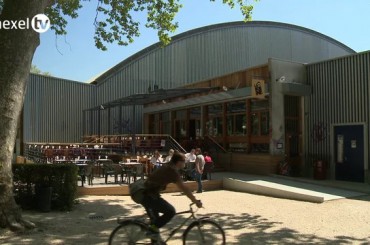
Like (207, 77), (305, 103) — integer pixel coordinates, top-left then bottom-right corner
(203, 151), (213, 164)
(184, 149), (197, 180)
(194, 148), (205, 193)
(185, 149), (196, 163)
(202, 151), (213, 180)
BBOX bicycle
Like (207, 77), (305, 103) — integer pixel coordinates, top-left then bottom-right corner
(108, 203), (226, 244)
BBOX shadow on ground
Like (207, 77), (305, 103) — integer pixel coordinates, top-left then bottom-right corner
(2, 197), (370, 245)
(208, 212), (370, 244)
(0, 198), (140, 245)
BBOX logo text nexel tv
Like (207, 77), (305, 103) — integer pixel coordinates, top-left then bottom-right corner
(0, 14), (50, 33)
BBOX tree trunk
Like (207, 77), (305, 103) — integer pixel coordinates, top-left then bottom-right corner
(0, 0), (50, 231)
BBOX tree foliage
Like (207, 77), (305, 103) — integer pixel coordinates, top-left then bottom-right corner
(43, 0), (258, 51)
(30, 64), (52, 76)
(0, 0), (258, 232)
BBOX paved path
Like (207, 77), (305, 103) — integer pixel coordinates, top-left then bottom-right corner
(2, 190), (370, 245)
(3, 172), (369, 244)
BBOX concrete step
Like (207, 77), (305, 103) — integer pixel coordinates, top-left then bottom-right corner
(77, 179), (222, 196)
(217, 172), (367, 203)
(77, 172), (368, 203)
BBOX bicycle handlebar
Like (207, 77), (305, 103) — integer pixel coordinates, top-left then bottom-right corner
(175, 202), (202, 216)
(190, 200), (202, 211)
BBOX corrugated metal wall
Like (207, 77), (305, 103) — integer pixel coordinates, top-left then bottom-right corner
(24, 74), (95, 143)
(24, 21), (355, 143)
(305, 52), (370, 164)
(94, 21), (354, 136)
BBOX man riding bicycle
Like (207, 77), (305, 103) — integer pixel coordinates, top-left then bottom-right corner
(140, 151), (202, 244)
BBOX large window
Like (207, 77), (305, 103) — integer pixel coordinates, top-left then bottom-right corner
(206, 104), (223, 137)
(148, 114), (160, 134)
(161, 112), (171, 134)
(189, 107), (201, 119)
(226, 100), (247, 136)
(174, 109), (187, 139)
(175, 110), (187, 120)
(250, 99), (269, 136)
(250, 99), (270, 153)
(189, 107), (201, 139)
(149, 112), (171, 134)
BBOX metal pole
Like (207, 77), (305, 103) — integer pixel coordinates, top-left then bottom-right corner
(98, 109), (101, 138)
(119, 105), (122, 134)
(108, 108), (111, 139)
(90, 110), (94, 136)
(82, 110), (86, 142)
(131, 105), (136, 154)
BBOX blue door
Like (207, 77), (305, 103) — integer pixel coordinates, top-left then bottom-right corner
(334, 125), (364, 182)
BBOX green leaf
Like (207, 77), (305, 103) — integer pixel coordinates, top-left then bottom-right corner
(43, 0), (257, 50)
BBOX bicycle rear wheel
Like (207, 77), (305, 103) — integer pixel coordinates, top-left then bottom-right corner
(108, 220), (151, 245)
(183, 219), (226, 245)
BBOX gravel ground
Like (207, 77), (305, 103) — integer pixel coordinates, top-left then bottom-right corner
(1, 190), (370, 244)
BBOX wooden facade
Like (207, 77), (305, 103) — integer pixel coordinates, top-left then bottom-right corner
(143, 64), (303, 175)
(144, 65), (272, 151)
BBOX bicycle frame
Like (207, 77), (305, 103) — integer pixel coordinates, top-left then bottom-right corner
(114, 204), (213, 244)
(163, 204), (209, 243)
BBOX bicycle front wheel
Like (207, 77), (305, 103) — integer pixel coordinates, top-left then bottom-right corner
(108, 220), (151, 245)
(183, 219), (226, 245)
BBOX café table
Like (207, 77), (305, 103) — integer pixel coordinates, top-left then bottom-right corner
(53, 159), (73, 164)
(75, 162), (93, 187)
(73, 159), (94, 186)
(53, 159), (92, 186)
(74, 159), (91, 164)
(95, 158), (112, 177)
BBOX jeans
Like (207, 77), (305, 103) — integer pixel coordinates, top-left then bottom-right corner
(141, 194), (176, 229)
(193, 170), (203, 192)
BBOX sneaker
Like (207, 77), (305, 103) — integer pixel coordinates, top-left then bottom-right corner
(147, 232), (166, 245)
(148, 224), (159, 233)
(146, 229), (159, 239)
(196, 190), (203, 193)
(146, 226), (165, 244)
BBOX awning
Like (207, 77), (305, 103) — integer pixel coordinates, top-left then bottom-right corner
(84, 87), (217, 111)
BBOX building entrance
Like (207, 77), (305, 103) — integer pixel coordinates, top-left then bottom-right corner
(334, 124), (365, 182)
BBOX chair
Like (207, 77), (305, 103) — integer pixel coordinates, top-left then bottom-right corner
(132, 164), (144, 182)
(63, 148), (72, 160)
(102, 162), (122, 184)
(44, 148), (54, 163)
(79, 162), (94, 187)
(123, 164), (144, 184)
(121, 165), (133, 184)
(139, 156), (150, 176)
(79, 148), (87, 158)
(203, 162), (214, 180)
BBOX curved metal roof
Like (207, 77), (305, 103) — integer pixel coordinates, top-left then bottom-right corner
(93, 21), (355, 84)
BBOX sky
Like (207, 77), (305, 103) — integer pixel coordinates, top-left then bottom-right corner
(32, 0), (370, 82)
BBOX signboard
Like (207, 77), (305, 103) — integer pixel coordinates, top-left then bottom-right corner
(252, 79), (265, 98)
